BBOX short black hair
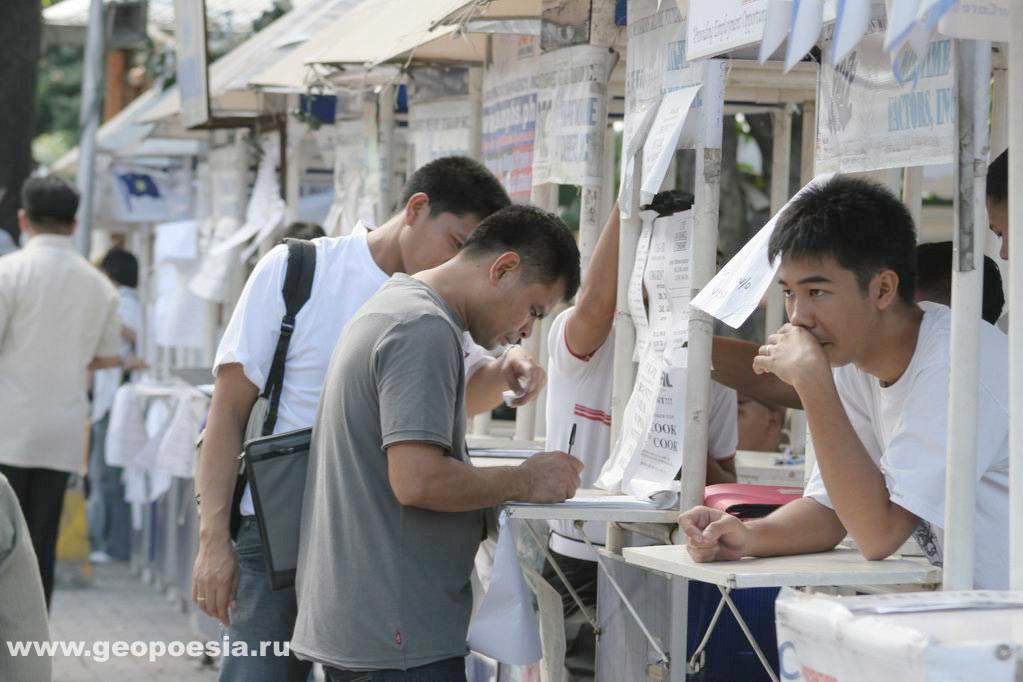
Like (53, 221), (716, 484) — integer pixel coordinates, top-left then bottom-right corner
(768, 175), (917, 305)
(21, 176), (79, 231)
(100, 247), (139, 289)
(987, 150), (1008, 205)
(916, 241), (1005, 325)
(400, 156), (511, 220)
(462, 205), (580, 302)
(283, 222), (325, 241)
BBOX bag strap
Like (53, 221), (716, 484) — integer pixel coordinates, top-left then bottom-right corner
(261, 238), (317, 436)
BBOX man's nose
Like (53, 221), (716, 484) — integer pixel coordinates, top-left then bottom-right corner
(787, 297), (814, 329)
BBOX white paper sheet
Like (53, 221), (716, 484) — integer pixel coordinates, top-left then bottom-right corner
(691, 173), (834, 328)
(467, 516), (542, 665)
(155, 397), (202, 479)
(628, 212), (655, 361)
(640, 85), (702, 205)
(785, 0), (823, 72)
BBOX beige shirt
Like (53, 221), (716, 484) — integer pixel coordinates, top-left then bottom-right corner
(0, 234), (121, 473)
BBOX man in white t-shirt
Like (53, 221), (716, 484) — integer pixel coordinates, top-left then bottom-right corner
(544, 198), (738, 681)
(192, 157), (548, 682)
(680, 175), (1009, 590)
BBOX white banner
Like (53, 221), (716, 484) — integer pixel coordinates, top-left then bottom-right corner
(817, 8), (955, 174)
(408, 97), (474, 170)
(483, 35), (539, 203)
(937, 0), (1010, 43)
(686, 0), (770, 61)
(532, 44), (615, 187)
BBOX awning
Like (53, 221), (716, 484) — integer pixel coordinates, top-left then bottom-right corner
(138, 0), (363, 125)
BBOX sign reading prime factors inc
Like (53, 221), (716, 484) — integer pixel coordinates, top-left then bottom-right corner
(173, 0), (211, 129)
(816, 12), (955, 174)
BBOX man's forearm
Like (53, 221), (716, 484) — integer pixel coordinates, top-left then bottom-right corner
(465, 359), (505, 416)
(711, 337), (802, 409)
(796, 375), (916, 559)
(390, 450), (528, 512)
(744, 497), (847, 557)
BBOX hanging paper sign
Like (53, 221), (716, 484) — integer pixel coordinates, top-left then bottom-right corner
(640, 85), (702, 204)
(483, 35), (539, 203)
(532, 44), (616, 188)
(691, 173), (834, 328)
(408, 97), (473, 170)
(816, 7), (955, 175)
(627, 212), (656, 361)
(620, 0), (726, 216)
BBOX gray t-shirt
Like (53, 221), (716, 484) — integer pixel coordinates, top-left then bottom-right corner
(292, 274), (484, 670)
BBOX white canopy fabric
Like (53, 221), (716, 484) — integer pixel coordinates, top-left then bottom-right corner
(139, 0), (363, 125)
(252, 0), (543, 93)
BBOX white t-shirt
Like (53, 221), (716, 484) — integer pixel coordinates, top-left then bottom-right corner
(544, 307), (738, 560)
(803, 302), (1009, 589)
(216, 231), (492, 515)
(92, 287), (142, 423)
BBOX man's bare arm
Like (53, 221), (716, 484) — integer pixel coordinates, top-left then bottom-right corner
(565, 204), (620, 358)
(706, 455), (737, 484)
(711, 336), (802, 410)
(465, 346), (547, 415)
(191, 363), (258, 625)
(387, 443), (583, 512)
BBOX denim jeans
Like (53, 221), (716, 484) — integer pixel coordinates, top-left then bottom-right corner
(325, 657), (466, 682)
(218, 517), (312, 682)
(86, 414), (132, 560)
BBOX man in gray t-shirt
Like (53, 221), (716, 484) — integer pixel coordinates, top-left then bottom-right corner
(293, 206), (583, 681)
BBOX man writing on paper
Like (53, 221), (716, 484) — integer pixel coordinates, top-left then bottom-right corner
(544, 194), (738, 681)
(679, 176), (1010, 589)
(193, 157), (548, 682)
(291, 206), (583, 681)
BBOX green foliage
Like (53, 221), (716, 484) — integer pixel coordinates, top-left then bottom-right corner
(35, 44), (84, 142)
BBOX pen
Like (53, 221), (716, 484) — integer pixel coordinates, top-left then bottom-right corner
(567, 423), (577, 456)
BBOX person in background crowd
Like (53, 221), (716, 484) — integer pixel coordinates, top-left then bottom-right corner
(193, 157), (548, 682)
(86, 247), (145, 563)
(680, 176), (1010, 589)
(915, 241), (1005, 326)
(0, 176), (122, 608)
(736, 393), (786, 453)
(292, 205), (583, 682)
(987, 150), (1009, 262)
(542, 195), (738, 681)
(0, 473), (51, 681)
(0, 228), (17, 257)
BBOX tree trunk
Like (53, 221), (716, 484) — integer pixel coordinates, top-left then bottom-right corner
(0, 0), (42, 245)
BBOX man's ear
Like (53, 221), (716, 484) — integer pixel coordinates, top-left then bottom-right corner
(872, 270), (900, 310)
(402, 192), (430, 227)
(488, 251), (521, 285)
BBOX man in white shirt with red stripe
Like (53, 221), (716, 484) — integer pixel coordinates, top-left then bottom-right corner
(543, 198), (737, 681)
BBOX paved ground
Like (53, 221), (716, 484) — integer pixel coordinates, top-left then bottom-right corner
(49, 561), (218, 681)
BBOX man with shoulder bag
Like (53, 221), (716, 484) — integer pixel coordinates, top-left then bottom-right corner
(192, 157), (547, 682)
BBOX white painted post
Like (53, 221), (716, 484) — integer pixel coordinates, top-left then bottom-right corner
(1008, 3), (1023, 591)
(943, 39), (991, 591)
(766, 106), (793, 336)
(902, 166), (924, 233)
(799, 100), (816, 186)
(468, 66), (484, 161)
(679, 146), (721, 513)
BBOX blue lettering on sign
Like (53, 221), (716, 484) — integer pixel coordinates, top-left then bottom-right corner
(666, 39), (688, 71)
(887, 91), (934, 131)
(935, 87), (955, 125)
(778, 641), (800, 680)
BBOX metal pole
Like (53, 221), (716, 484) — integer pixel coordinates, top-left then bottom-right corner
(943, 39), (990, 591)
(765, 106), (793, 336)
(1009, 3), (1023, 591)
(679, 146), (721, 513)
(74, 0), (105, 257)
